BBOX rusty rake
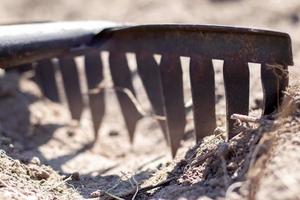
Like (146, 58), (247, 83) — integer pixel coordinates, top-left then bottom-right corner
(0, 21), (293, 157)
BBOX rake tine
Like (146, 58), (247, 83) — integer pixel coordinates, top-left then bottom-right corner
(159, 54), (186, 157)
(135, 52), (168, 144)
(58, 57), (84, 121)
(109, 52), (142, 143)
(223, 59), (249, 139)
(35, 59), (60, 103)
(189, 56), (216, 142)
(261, 63), (288, 115)
(84, 52), (105, 139)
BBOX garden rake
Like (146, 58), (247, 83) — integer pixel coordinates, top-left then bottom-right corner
(0, 21), (293, 157)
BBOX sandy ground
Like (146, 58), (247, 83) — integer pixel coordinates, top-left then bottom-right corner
(0, 0), (299, 199)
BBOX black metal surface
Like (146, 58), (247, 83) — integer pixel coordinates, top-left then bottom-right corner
(135, 52), (168, 143)
(35, 59), (60, 102)
(84, 52), (105, 139)
(159, 55), (186, 157)
(97, 25), (293, 66)
(109, 51), (142, 143)
(59, 57), (84, 121)
(190, 56), (216, 141)
(0, 22), (294, 156)
(98, 24), (292, 152)
(223, 59), (250, 139)
(261, 64), (289, 115)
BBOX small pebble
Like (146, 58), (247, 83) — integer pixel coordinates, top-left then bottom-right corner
(35, 169), (50, 180)
(290, 13), (299, 24)
(227, 162), (238, 171)
(30, 157), (41, 165)
(29, 165), (50, 180)
(71, 172), (80, 181)
(90, 190), (102, 198)
(109, 130), (119, 137)
(0, 149), (6, 156)
(67, 130), (75, 137)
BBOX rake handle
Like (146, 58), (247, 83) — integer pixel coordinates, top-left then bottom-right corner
(0, 21), (117, 67)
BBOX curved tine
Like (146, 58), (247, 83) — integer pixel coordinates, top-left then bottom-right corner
(109, 51), (142, 143)
(223, 59), (249, 139)
(190, 56), (216, 142)
(84, 52), (105, 140)
(58, 57), (84, 121)
(159, 54), (186, 157)
(261, 63), (288, 115)
(35, 59), (60, 103)
(135, 52), (168, 144)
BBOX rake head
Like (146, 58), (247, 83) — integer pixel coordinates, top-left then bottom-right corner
(0, 21), (293, 157)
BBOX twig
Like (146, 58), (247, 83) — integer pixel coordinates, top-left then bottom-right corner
(89, 82), (165, 121)
(225, 181), (244, 200)
(136, 155), (165, 172)
(47, 175), (72, 191)
(190, 150), (215, 167)
(139, 177), (176, 193)
(88, 82), (194, 121)
(103, 191), (125, 200)
(231, 114), (260, 123)
(131, 176), (139, 200)
(106, 174), (126, 193)
(233, 130), (264, 180)
(116, 177), (176, 199)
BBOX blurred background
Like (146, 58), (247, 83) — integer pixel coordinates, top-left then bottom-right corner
(0, 0), (298, 26)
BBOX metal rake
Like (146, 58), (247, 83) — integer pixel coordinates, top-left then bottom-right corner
(0, 21), (293, 157)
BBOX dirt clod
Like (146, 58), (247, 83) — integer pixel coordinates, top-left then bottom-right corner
(29, 156), (41, 165)
(71, 172), (80, 181)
